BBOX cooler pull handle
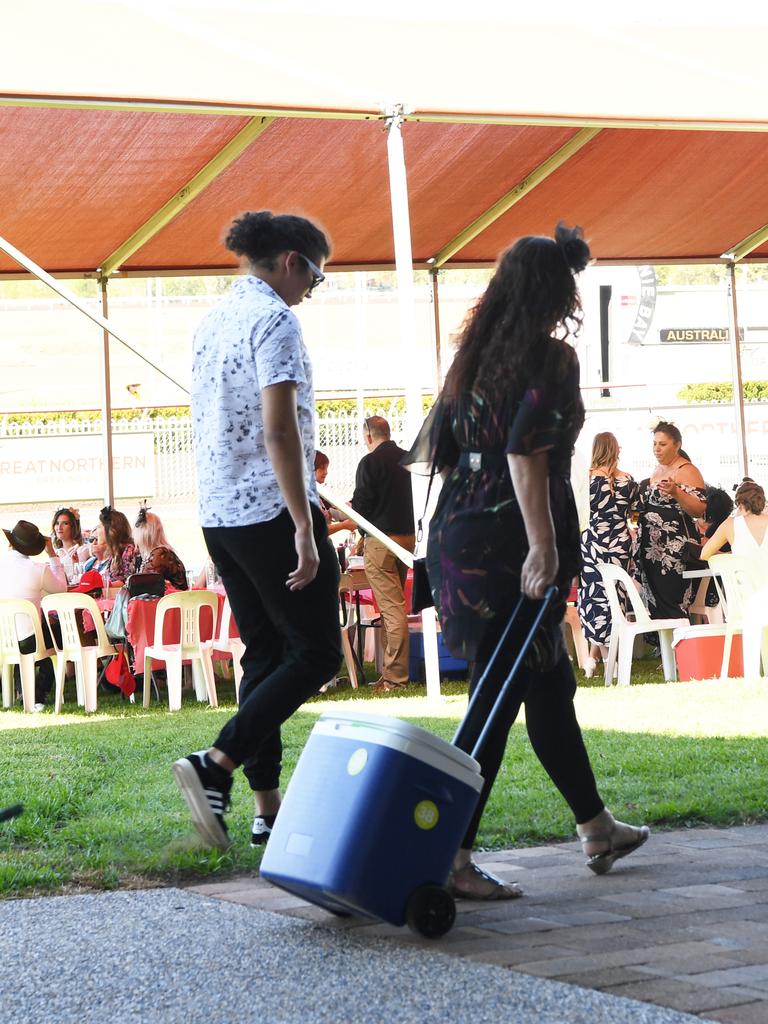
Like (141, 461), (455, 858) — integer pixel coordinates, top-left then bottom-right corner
(452, 586), (557, 759)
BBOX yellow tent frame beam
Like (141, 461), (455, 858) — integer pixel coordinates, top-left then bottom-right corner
(430, 127), (601, 267)
(722, 223), (768, 263)
(4, 94), (768, 133)
(100, 115), (275, 277)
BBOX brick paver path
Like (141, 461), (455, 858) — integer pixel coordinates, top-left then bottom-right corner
(191, 824), (768, 1022)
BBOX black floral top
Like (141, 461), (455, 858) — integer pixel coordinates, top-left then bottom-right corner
(635, 474), (705, 618)
(139, 546), (188, 591)
(405, 341), (584, 666)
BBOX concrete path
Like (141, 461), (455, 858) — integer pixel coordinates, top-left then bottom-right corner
(2, 824), (766, 1023)
(3, 888), (697, 1024)
(192, 823), (768, 1023)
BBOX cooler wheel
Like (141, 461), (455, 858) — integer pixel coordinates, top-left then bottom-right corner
(405, 884), (455, 938)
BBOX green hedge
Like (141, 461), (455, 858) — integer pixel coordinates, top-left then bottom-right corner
(678, 381), (768, 403)
(0, 406), (191, 426)
(314, 396), (435, 416)
(0, 395), (435, 427)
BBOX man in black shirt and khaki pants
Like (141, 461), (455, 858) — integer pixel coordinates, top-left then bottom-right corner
(351, 416), (415, 693)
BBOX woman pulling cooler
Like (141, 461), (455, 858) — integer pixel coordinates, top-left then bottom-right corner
(405, 224), (649, 900)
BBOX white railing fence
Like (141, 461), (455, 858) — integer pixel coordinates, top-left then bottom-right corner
(0, 404), (407, 503)
(315, 405), (406, 499)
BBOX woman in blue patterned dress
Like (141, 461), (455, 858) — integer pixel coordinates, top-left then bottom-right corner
(577, 432), (639, 677)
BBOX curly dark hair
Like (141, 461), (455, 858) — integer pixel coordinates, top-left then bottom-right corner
(224, 211), (331, 269)
(702, 487), (734, 537)
(444, 223), (590, 399)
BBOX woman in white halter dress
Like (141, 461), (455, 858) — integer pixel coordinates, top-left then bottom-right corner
(702, 479), (768, 563)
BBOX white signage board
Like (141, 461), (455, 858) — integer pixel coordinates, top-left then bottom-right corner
(0, 433), (155, 503)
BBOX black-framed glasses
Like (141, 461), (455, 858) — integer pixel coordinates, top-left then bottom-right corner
(298, 253), (325, 295)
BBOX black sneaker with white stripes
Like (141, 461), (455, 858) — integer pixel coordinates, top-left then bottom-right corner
(172, 751), (233, 850)
(251, 813), (277, 847)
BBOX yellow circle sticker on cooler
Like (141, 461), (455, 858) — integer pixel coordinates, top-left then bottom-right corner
(414, 800), (439, 830)
(347, 748), (368, 776)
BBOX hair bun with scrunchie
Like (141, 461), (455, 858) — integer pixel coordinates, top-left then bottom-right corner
(554, 222), (590, 274)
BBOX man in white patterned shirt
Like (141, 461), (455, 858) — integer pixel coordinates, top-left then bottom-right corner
(174, 211), (342, 850)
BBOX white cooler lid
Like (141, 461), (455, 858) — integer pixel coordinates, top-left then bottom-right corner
(314, 709), (482, 791)
(672, 624), (728, 648)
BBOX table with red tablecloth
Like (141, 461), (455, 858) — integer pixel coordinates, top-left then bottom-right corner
(340, 568), (414, 615)
(126, 588), (239, 671)
(338, 568), (414, 683)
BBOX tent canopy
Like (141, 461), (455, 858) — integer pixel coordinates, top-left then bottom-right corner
(2, 4), (768, 275)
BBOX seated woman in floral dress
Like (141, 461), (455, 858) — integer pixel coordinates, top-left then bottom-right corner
(134, 506), (188, 590)
(577, 432), (639, 677)
(96, 506), (141, 586)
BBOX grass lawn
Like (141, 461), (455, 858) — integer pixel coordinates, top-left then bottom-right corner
(1, 663), (766, 898)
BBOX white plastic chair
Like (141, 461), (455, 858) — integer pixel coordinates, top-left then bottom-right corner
(707, 554), (762, 681)
(597, 564), (688, 686)
(212, 596), (245, 703)
(0, 599), (56, 713)
(741, 585), (768, 680)
(143, 591), (219, 711)
(41, 593), (116, 713)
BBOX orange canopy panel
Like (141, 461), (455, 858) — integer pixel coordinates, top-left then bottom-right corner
(124, 120), (580, 271)
(1, 104), (768, 273)
(0, 107), (252, 274)
(455, 129), (768, 264)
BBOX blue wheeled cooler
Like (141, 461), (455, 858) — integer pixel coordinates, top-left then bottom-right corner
(260, 589), (555, 938)
(260, 710), (482, 934)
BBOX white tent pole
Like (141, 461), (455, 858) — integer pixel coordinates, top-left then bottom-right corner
(0, 235), (189, 396)
(99, 277), (115, 507)
(727, 262), (748, 478)
(385, 104), (441, 701)
(385, 105), (423, 440)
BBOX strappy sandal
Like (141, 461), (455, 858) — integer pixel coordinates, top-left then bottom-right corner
(579, 823), (650, 875)
(447, 861), (524, 901)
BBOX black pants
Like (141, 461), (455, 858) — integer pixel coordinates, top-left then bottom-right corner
(203, 504), (342, 792)
(460, 615), (604, 850)
(14, 617), (61, 705)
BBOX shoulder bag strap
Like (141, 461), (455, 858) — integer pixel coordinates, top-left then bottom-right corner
(415, 460), (439, 548)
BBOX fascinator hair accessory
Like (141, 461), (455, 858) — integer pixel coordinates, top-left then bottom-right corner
(55, 506), (80, 522)
(99, 506), (113, 524)
(135, 503), (151, 527)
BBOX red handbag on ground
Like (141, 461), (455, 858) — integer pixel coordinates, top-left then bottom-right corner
(105, 646), (137, 697)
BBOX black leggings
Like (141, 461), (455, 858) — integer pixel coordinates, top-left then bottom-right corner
(203, 505), (342, 792)
(460, 616), (604, 850)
